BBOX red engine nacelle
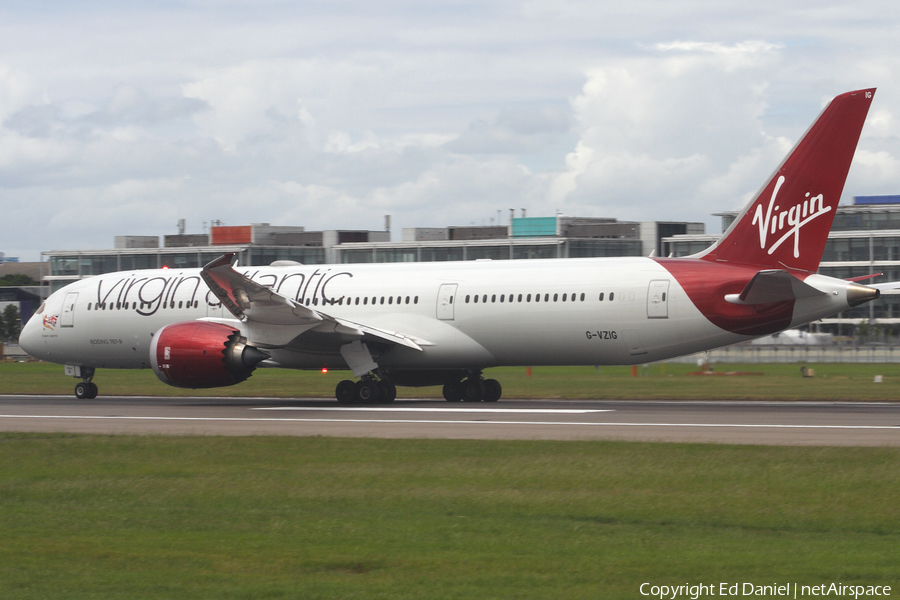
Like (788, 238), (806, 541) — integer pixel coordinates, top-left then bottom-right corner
(150, 321), (269, 389)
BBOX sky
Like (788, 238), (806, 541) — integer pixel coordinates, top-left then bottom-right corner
(2, 0), (900, 262)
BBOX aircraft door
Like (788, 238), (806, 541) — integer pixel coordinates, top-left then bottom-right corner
(60, 292), (78, 327)
(647, 280), (669, 319)
(436, 284), (458, 320)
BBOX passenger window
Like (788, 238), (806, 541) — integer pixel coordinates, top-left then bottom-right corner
(553, 293), (558, 302)
(482, 294), (487, 303)
(474, 295), (479, 303)
(544, 293), (549, 302)
(518, 294), (523, 302)
(527, 294), (532, 302)
(580, 293), (585, 301)
(609, 292), (615, 301)
(599, 293), (604, 301)
(414, 296), (419, 304)
(466, 295), (471, 303)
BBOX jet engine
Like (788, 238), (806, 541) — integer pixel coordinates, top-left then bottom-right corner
(150, 321), (269, 389)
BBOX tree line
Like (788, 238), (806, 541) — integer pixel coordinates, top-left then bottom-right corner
(0, 274), (38, 286)
(1, 305), (22, 343)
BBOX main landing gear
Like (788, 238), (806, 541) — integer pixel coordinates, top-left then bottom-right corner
(333, 369), (502, 404)
(335, 375), (397, 404)
(73, 367), (99, 399)
(442, 375), (501, 403)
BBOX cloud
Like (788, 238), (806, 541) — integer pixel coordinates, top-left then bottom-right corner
(3, 2), (900, 262)
(550, 41), (789, 221)
(445, 104), (574, 156)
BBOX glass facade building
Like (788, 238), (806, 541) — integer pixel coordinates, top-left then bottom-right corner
(41, 217), (696, 293)
(45, 246), (326, 293)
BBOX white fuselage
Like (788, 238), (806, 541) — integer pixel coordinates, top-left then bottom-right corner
(20, 256), (860, 374)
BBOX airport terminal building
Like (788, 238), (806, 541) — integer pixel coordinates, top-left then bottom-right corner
(40, 216), (702, 291)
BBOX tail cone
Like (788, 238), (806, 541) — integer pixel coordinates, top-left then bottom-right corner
(847, 283), (880, 308)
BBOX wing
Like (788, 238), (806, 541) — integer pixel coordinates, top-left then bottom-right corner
(200, 253), (431, 352)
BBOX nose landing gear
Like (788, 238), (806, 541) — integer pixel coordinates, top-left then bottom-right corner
(72, 367), (99, 399)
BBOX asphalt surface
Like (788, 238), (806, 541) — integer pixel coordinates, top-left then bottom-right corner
(2, 395), (900, 446)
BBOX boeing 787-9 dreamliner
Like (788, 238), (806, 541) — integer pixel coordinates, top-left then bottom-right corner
(20, 88), (889, 403)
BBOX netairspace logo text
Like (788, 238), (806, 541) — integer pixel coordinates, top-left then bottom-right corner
(639, 582), (892, 600)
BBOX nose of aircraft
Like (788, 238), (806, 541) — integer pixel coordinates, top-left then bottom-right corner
(18, 309), (43, 358)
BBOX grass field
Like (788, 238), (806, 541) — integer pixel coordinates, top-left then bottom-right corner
(3, 361), (900, 401)
(1, 434), (898, 599)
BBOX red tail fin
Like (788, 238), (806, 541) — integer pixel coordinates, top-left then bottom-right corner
(700, 88), (875, 273)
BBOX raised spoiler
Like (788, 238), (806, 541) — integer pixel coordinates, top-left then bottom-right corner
(200, 253), (431, 352)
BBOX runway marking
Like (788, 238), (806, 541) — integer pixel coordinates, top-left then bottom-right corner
(1, 414), (899, 430)
(251, 407), (612, 414)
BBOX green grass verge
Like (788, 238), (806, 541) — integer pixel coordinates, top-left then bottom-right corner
(3, 361), (900, 400)
(1, 434), (898, 599)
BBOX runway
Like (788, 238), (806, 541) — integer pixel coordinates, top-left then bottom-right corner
(2, 395), (899, 446)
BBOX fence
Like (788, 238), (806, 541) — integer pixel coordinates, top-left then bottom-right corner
(672, 343), (900, 364)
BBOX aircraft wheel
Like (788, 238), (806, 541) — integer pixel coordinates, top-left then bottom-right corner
(355, 379), (380, 404)
(442, 381), (462, 402)
(377, 380), (397, 403)
(335, 380), (356, 404)
(461, 378), (485, 402)
(483, 379), (501, 402)
(86, 383), (99, 399)
(74, 382), (89, 399)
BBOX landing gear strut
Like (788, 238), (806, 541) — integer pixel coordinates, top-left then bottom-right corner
(73, 367), (98, 399)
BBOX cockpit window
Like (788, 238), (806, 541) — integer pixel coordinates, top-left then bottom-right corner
(35, 302), (45, 314)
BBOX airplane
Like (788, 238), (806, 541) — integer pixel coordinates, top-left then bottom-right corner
(19, 88), (888, 403)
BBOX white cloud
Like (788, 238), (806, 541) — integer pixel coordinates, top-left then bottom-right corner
(3, 1), (900, 260)
(549, 41), (790, 223)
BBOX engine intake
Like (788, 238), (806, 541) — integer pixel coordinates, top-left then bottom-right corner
(150, 321), (269, 389)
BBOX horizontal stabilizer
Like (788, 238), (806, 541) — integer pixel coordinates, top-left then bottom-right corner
(870, 280), (900, 294)
(846, 273), (883, 282)
(725, 270), (825, 305)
